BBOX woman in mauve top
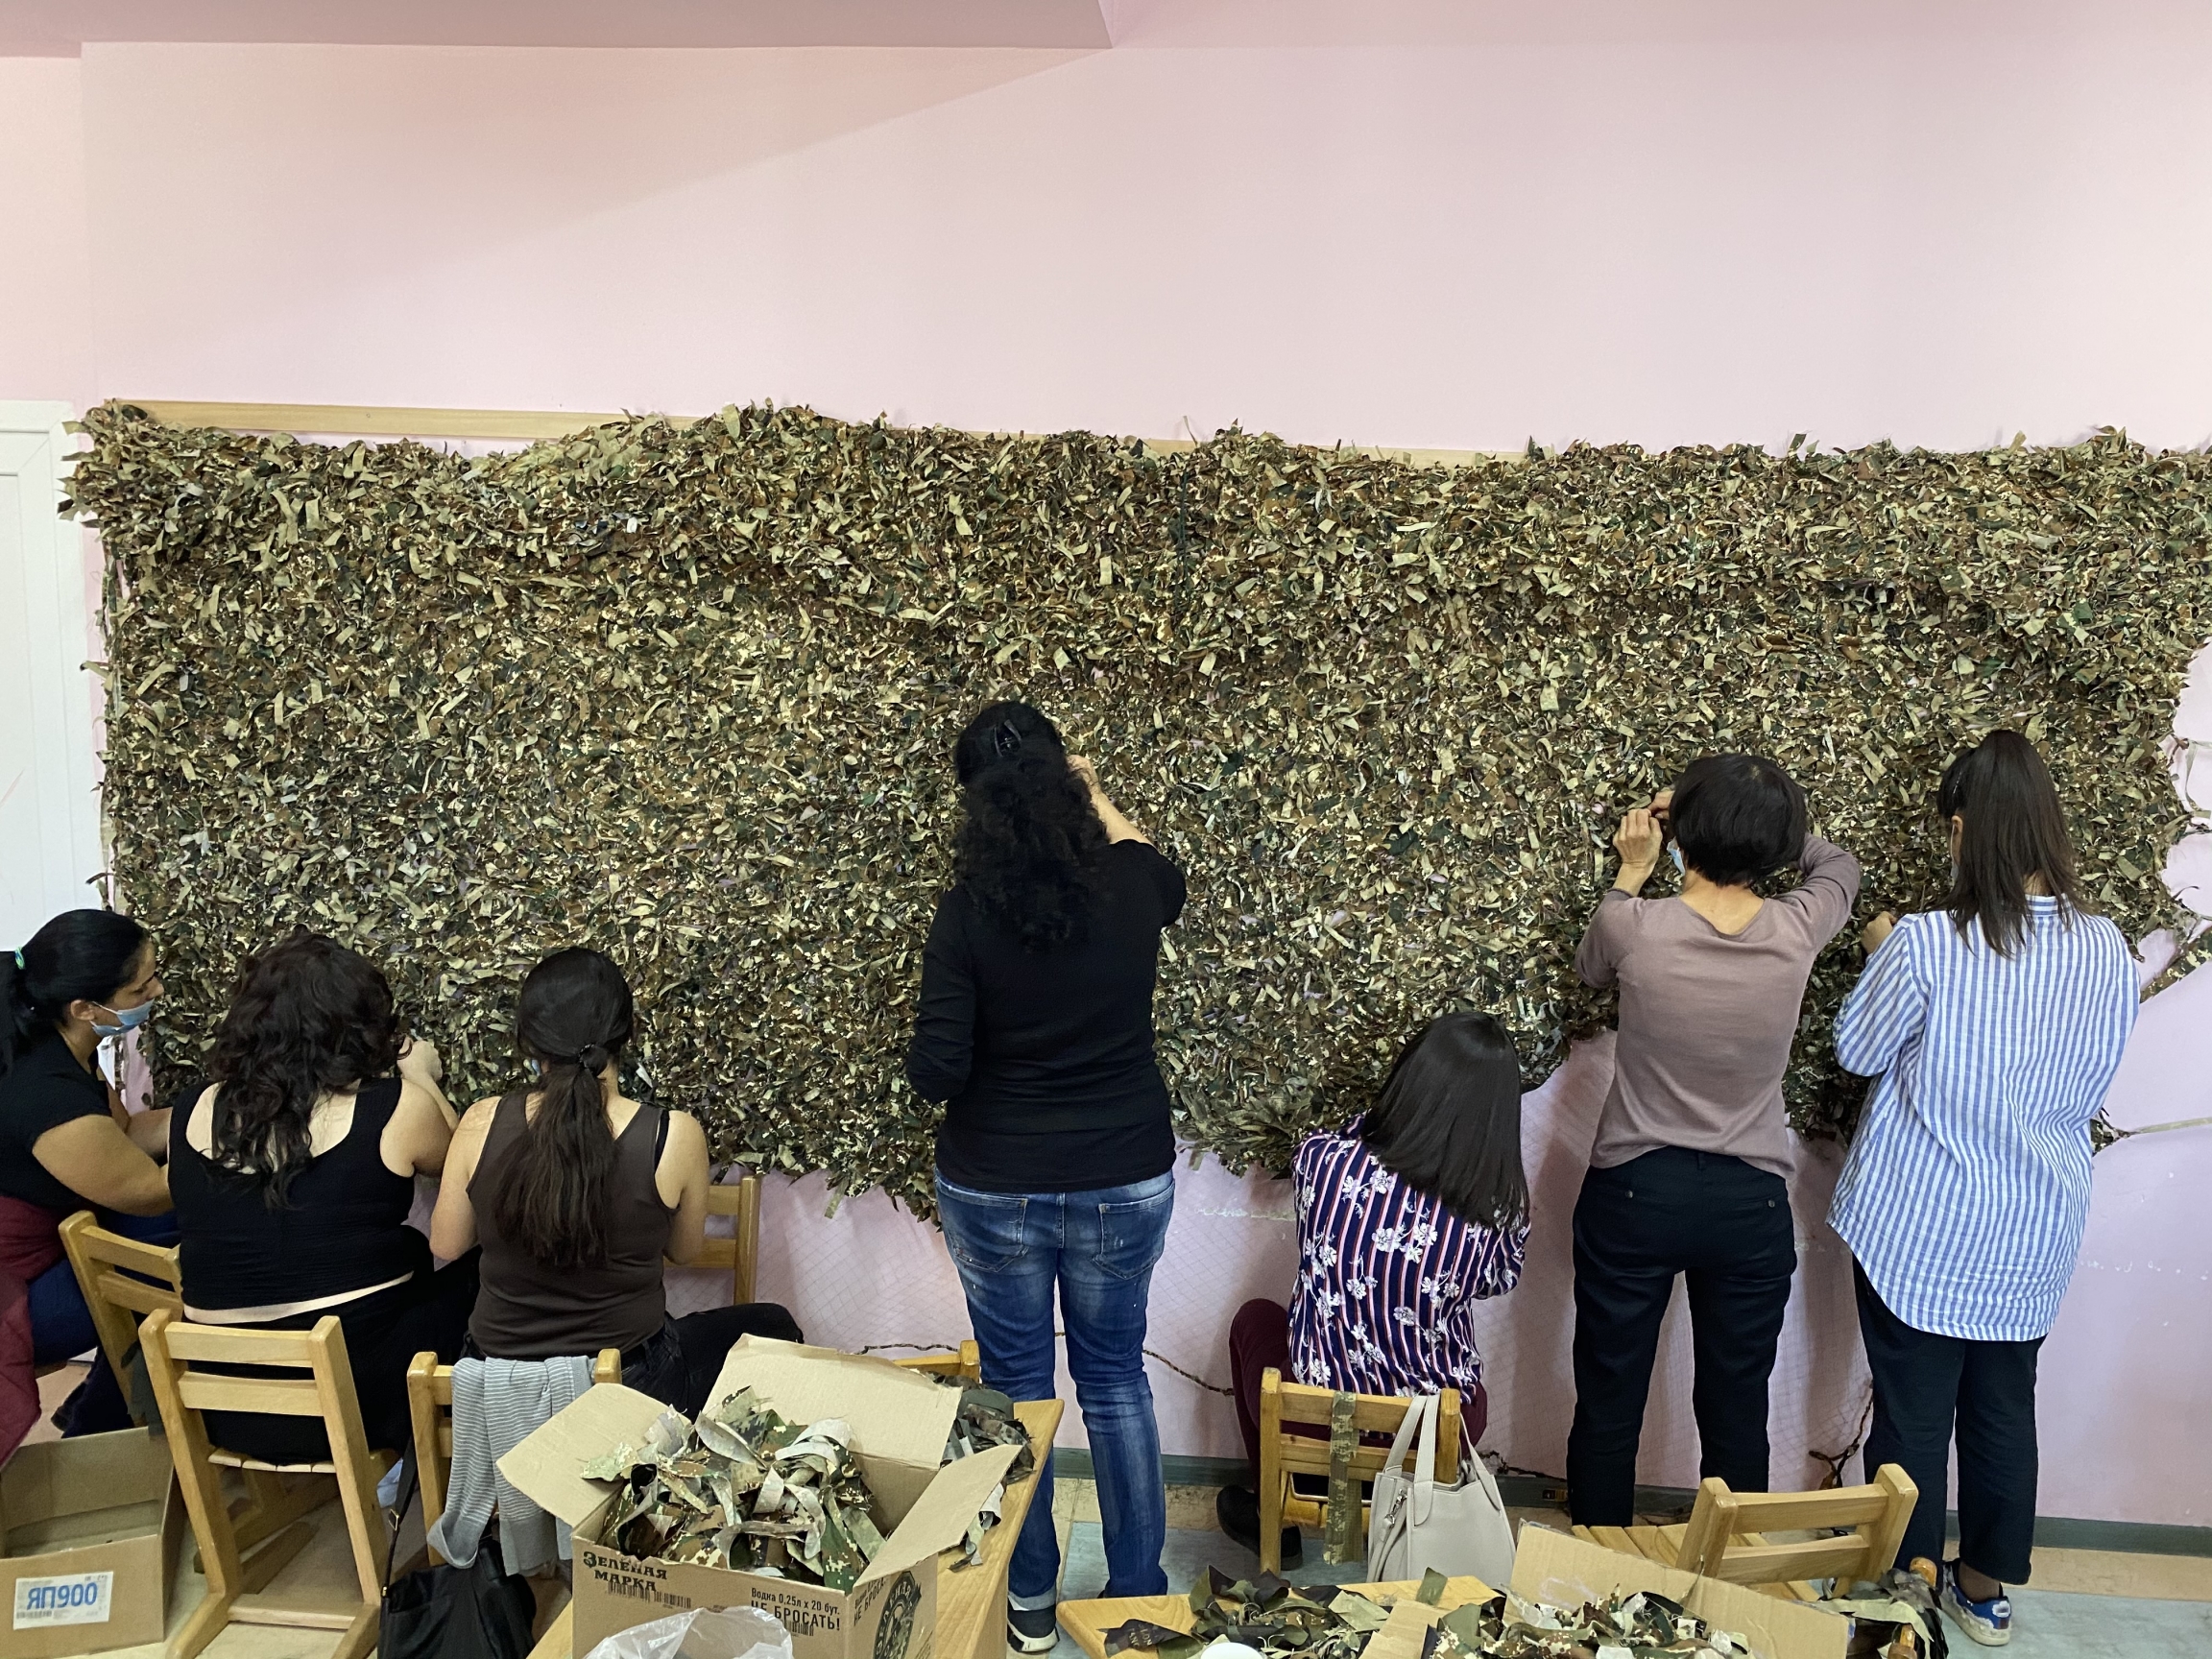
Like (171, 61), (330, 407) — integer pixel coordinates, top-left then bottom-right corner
(1566, 754), (1859, 1527)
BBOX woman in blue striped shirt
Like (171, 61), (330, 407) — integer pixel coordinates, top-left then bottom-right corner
(1830, 731), (2137, 1648)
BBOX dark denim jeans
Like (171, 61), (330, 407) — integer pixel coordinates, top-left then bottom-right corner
(933, 1169), (1174, 1603)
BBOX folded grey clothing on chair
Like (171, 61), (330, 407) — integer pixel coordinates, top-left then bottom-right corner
(426, 1353), (594, 1576)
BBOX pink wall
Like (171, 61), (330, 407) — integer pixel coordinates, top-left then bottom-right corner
(0, 12), (2200, 446)
(6, 12), (2212, 1527)
(0, 59), (90, 403)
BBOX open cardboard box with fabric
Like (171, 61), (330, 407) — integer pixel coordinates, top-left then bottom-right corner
(1508, 1528), (1845, 1659)
(501, 1337), (1022, 1659)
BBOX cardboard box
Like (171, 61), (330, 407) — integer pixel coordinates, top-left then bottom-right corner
(503, 1337), (1022, 1659)
(0, 1429), (182, 1658)
(1508, 1527), (1846, 1659)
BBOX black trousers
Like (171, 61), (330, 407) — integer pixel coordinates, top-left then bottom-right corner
(1567, 1147), (1796, 1526)
(1856, 1262), (2042, 1584)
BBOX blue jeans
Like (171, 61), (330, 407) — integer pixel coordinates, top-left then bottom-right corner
(933, 1169), (1174, 1602)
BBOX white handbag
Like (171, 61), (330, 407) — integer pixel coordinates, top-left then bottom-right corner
(1365, 1391), (1517, 1588)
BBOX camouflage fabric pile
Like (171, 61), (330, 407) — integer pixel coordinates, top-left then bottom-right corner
(583, 1387), (883, 1589)
(71, 403), (2212, 1205)
(1105, 1572), (1773, 1659)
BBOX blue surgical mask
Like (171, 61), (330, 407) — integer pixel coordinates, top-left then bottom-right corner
(1669, 844), (1686, 877)
(90, 999), (155, 1038)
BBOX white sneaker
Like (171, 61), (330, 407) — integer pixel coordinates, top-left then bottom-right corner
(1939, 1560), (2012, 1647)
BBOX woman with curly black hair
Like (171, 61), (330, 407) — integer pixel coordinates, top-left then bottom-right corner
(171, 928), (470, 1461)
(907, 700), (1185, 1648)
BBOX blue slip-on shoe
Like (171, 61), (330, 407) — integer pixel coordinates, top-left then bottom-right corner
(1939, 1560), (2012, 1647)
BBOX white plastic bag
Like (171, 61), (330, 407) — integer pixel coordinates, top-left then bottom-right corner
(580, 1606), (792, 1659)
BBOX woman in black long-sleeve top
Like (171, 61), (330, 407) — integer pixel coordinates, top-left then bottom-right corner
(906, 700), (1183, 1650)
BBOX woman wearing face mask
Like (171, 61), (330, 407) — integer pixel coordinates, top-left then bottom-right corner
(0, 910), (175, 1434)
(432, 948), (803, 1415)
(1567, 756), (1860, 1527)
(906, 700), (1185, 1650)
(1828, 733), (2134, 1648)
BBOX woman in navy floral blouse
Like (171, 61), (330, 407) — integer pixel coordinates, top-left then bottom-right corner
(1217, 1011), (1530, 1563)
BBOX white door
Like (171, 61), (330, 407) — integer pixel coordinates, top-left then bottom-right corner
(0, 400), (104, 952)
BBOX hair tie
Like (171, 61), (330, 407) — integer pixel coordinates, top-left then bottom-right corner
(992, 721), (1023, 759)
(10, 950), (21, 972)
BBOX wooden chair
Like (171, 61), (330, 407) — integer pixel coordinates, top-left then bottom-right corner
(58, 1211), (329, 1552)
(406, 1347), (622, 1567)
(140, 1308), (397, 1659)
(895, 1339), (982, 1382)
(1572, 1465), (1919, 1601)
(1258, 1368), (1461, 1575)
(687, 1170), (762, 1304)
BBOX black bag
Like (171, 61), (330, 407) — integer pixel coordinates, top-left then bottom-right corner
(380, 1458), (539, 1659)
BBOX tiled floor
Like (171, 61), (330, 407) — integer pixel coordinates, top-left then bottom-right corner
(26, 1349), (2212, 1659)
(1041, 1481), (2212, 1659)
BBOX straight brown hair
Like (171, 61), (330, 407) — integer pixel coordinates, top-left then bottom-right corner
(1359, 1010), (1528, 1233)
(1938, 729), (2085, 956)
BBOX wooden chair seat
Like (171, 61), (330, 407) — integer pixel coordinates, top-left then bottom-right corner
(894, 1339), (982, 1382)
(1572, 1465), (1918, 1601)
(1258, 1368), (1462, 1575)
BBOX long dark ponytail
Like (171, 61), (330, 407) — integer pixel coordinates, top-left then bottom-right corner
(951, 700), (1109, 951)
(204, 928), (404, 1207)
(491, 948), (636, 1269)
(2, 909), (149, 1076)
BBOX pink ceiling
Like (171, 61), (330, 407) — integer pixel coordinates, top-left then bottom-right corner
(7, 0), (2166, 56)
(0, 1), (1116, 55)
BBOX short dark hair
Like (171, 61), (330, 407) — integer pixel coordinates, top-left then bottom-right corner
(1358, 1011), (1528, 1233)
(1669, 754), (1808, 886)
(1939, 730), (2083, 956)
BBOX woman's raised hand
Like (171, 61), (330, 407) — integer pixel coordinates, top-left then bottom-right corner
(1068, 754), (1103, 795)
(1615, 807), (1665, 873)
(1862, 910), (1898, 954)
(398, 1036), (444, 1085)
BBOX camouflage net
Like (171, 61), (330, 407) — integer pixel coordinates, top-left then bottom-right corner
(69, 404), (2205, 1209)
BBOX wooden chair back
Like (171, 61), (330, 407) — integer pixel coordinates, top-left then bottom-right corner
(689, 1172), (763, 1305)
(140, 1308), (396, 1659)
(894, 1340), (982, 1382)
(407, 1348), (622, 1564)
(58, 1209), (181, 1418)
(60, 1211), (336, 1563)
(1675, 1466), (1920, 1588)
(1258, 1368), (1461, 1575)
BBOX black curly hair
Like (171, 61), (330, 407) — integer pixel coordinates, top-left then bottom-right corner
(951, 700), (1109, 952)
(204, 927), (405, 1208)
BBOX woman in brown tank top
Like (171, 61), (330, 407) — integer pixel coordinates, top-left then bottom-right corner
(431, 949), (801, 1411)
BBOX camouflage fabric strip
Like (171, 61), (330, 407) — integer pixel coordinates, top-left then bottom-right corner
(1323, 1389), (1358, 1565)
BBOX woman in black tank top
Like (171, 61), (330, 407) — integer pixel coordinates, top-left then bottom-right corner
(431, 949), (802, 1414)
(173, 929), (476, 1462)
